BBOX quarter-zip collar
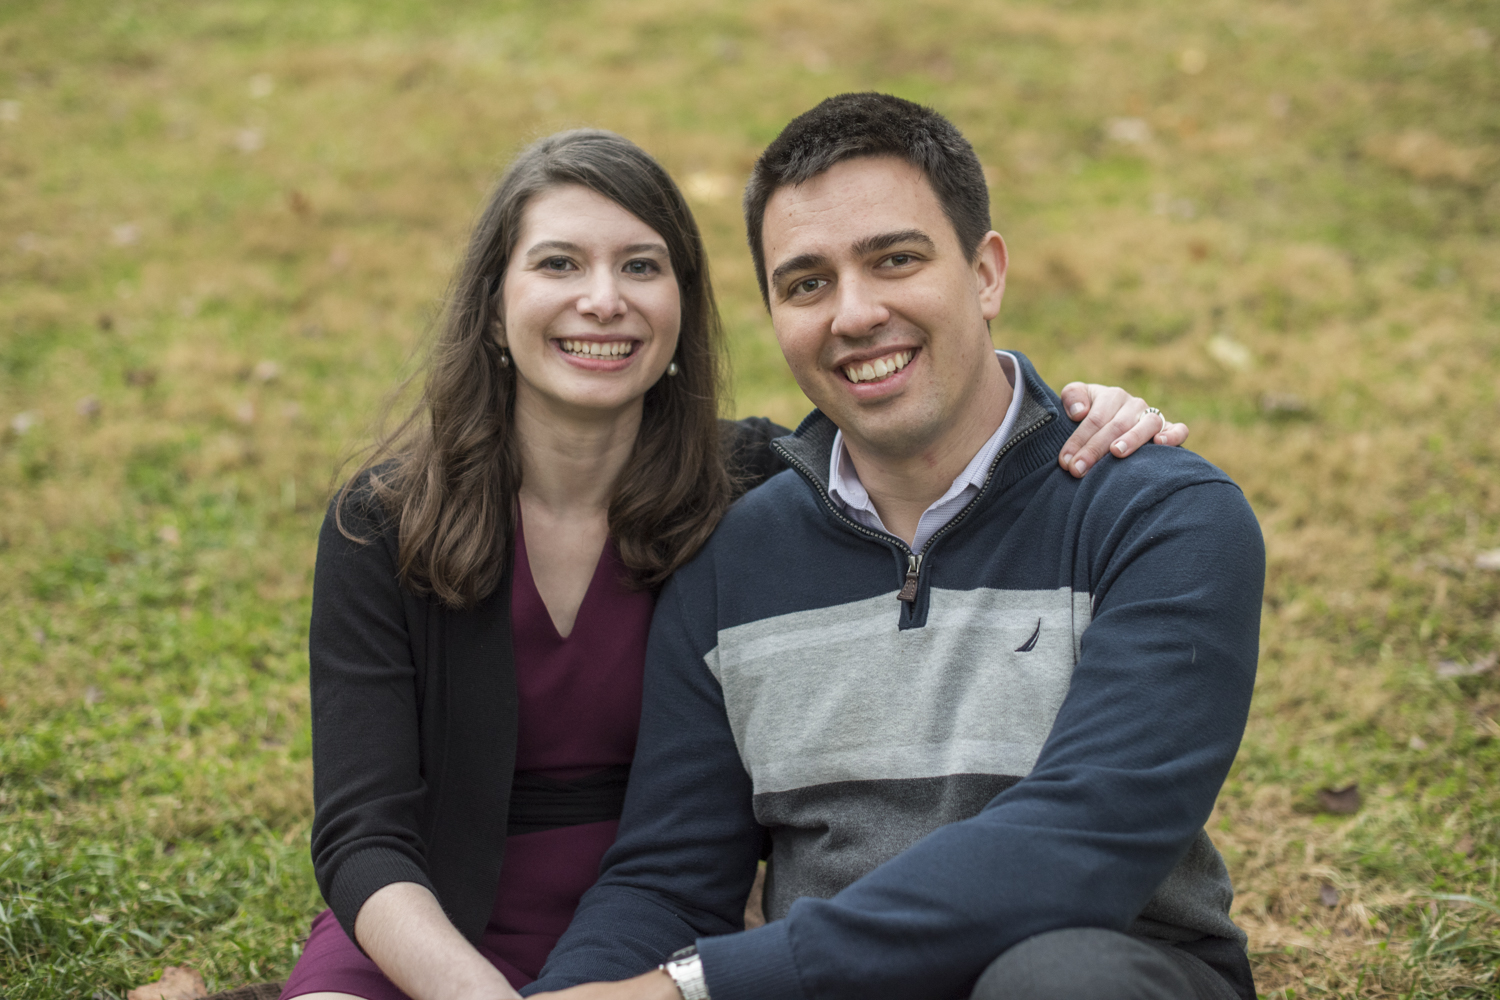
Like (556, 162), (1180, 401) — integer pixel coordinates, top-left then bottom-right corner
(770, 351), (1067, 628)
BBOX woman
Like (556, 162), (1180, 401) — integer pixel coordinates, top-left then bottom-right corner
(281, 129), (1186, 1000)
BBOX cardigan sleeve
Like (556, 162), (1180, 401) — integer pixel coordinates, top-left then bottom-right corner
(720, 417), (791, 499)
(308, 482), (437, 944)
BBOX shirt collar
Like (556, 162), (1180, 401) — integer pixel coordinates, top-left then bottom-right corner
(827, 351), (1023, 521)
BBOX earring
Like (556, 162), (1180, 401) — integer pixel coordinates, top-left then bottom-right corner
(666, 361), (680, 377)
(499, 346), (511, 368)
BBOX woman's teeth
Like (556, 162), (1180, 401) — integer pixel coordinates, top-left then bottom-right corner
(560, 339), (635, 358)
(843, 350), (914, 384)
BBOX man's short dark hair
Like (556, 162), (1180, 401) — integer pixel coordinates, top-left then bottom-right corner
(742, 92), (992, 306)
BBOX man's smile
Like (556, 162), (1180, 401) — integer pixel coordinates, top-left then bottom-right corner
(841, 348), (915, 384)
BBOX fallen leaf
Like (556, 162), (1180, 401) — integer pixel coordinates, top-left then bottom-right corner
(77, 396), (102, 419)
(1260, 392), (1311, 418)
(98, 312), (115, 331)
(1106, 117), (1152, 144)
(234, 400), (256, 425)
(157, 525), (181, 546)
(127, 965), (207, 1000)
(251, 360), (280, 383)
(125, 368), (158, 387)
(1435, 653), (1497, 678)
(112, 222), (141, 246)
(683, 172), (733, 204)
(0, 99), (19, 124)
(1475, 549), (1500, 571)
(248, 73), (274, 99)
(1365, 130), (1492, 184)
(1208, 336), (1252, 371)
(743, 863), (766, 930)
(235, 127), (264, 154)
(9, 411), (40, 435)
(84, 686), (102, 706)
(1178, 47), (1207, 75)
(1319, 883), (1340, 907)
(1317, 784), (1361, 815)
(287, 189), (312, 218)
(1455, 834), (1475, 856)
(1408, 734), (1427, 751)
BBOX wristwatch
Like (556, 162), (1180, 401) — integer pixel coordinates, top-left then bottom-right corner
(659, 945), (711, 1000)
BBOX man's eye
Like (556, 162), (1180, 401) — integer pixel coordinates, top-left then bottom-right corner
(887, 253), (914, 267)
(792, 277), (824, 296)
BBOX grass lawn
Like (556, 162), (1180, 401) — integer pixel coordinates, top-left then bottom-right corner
(2, 1), (1498, 996)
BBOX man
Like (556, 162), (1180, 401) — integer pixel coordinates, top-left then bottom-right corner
(525, 93), (1263, 1000)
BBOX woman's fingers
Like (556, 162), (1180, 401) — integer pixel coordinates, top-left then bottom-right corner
(1153, 420), (1191, 447)
(1057, 381), (1095, 422)
(1104, 403), (1169, 462)
(1057, 385), (1191, 477)
(1058, 384), (1138, 477)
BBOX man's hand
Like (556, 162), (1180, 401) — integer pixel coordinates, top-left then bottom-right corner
(529, 970), (679, 1000)
(1057, 382), (1190, 478)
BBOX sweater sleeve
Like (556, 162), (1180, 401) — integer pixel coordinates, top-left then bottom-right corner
(523, 576), (767, 994)
(308, 487), (436, 945)
(695, 480), (1263, 1000)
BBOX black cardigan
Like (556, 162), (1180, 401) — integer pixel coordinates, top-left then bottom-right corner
(308, 418), (789, 945)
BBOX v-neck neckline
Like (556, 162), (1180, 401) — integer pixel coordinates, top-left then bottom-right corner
(515, 514), (612, 643)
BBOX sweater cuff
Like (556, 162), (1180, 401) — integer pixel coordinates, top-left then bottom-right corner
(328, 846), (436, 948)
(697, 920), (807, 1000)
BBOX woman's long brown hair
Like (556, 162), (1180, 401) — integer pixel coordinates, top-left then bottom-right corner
(337, 129), (730, 608)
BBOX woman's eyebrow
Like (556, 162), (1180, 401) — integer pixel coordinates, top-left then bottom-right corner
(524, 240), (584, 257)
(523, 240), (669, 257)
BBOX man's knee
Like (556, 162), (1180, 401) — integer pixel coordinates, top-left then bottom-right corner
(971, 928), (1196, 1000)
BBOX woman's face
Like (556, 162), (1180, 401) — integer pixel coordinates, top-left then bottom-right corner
(499, 184), (682, 421)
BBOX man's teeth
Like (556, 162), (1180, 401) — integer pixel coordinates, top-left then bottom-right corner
(843, 350), (914, 384)
(560, 339), (635, 358)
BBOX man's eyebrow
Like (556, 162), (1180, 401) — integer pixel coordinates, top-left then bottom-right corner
(769, 252), (830, 294)
(852, 229), (937, 258)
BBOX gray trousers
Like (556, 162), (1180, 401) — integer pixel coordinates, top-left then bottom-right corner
(971, 928), (1241, 1000)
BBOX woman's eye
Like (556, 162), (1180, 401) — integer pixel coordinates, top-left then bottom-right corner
(623, 259), (660, 275)
(542, 257), (575, 271)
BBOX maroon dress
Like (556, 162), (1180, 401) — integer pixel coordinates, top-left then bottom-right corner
(280, 526), (652, 998)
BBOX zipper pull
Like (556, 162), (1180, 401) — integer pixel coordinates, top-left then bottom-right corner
(897, 553), (922, 603)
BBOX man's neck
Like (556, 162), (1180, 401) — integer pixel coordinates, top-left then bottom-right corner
(841, 352), (1014, 545)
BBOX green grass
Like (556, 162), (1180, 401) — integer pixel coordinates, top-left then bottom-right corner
(3, 0), (1499, 996)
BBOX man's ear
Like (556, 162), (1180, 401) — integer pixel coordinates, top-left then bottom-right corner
(974, 231), (1008, 322)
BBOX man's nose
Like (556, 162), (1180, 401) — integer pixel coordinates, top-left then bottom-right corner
(577, 270), (627, 323)
(829, 274), (889, 339)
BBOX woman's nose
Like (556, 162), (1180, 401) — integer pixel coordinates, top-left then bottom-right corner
(576, 271), (627, 323)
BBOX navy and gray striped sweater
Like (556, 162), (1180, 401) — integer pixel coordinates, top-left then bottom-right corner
(526, 354), (1264, 1000)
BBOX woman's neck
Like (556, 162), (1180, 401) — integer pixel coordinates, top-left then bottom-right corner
(512, 383), (642, 516)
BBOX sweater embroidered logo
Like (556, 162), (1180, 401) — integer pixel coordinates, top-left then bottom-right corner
(1015, 618), (1041, 652)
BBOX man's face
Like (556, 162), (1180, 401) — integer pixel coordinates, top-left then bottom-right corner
(760, 156), (1007, 462)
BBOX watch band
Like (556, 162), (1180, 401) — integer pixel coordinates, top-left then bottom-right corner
(659, 946), (711, 1000)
